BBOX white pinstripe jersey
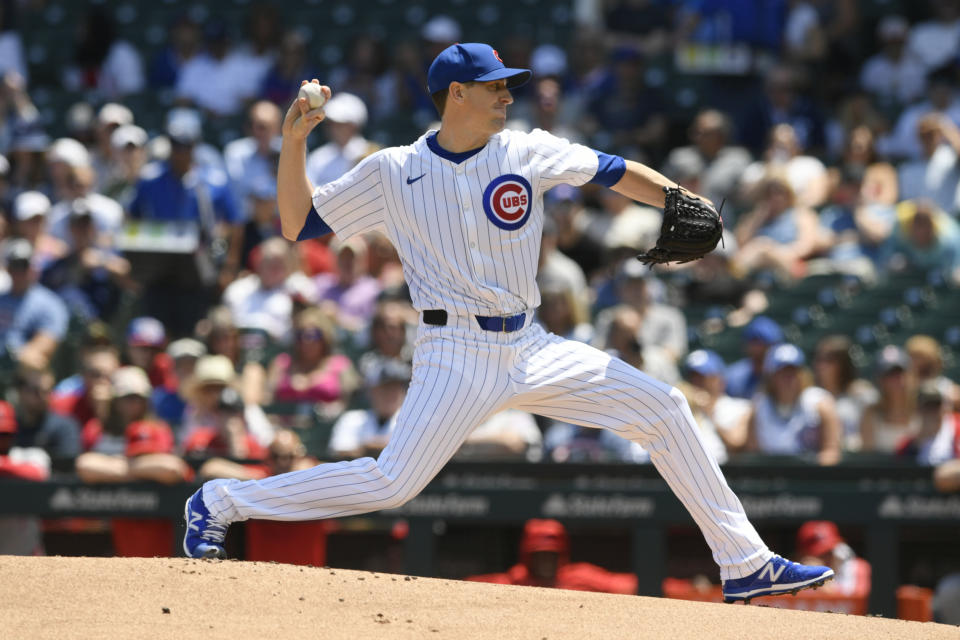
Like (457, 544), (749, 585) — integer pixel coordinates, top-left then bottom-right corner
(309, 128), (602, 315)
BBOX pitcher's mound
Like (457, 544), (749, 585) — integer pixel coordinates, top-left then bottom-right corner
(0, 556), (953, 639)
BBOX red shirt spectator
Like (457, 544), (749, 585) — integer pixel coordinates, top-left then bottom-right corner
(466, 519), (637, 594)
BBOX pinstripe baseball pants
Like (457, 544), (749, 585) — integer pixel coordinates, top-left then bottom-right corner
(204, 319), (772, 579)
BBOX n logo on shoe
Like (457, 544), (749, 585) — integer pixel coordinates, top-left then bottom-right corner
(757, 562), (786, 582)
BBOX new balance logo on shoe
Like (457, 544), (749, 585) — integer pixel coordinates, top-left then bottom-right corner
(757, 561), (787, 583)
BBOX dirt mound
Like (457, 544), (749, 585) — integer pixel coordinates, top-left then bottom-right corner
(0, 556), (954, 639)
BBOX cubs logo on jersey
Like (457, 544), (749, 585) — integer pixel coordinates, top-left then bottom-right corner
(482, 174), (532, 230)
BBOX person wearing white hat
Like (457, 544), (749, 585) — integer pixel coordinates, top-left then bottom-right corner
(44, 160), (124, 250)
(11, 191), (61, 266)
(101, 124), (148, 203)
(91, 103), (135, 193)
(46, 137), (92, 202)
(305, 92), (377, 189)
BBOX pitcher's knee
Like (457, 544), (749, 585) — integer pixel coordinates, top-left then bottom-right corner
(374, 480), (422, 511)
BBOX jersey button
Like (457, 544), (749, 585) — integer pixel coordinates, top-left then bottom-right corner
(469, 242), (476, 248)
(456, 167), (464, 175)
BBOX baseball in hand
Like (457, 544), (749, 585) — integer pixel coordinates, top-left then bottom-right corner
(298, 83), (327, 110)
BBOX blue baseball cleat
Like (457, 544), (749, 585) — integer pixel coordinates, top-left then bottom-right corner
(183, 489), (228, 559)
(722, 555), (834, 603)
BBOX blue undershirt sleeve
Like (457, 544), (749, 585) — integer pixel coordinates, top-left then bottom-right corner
(589, 150), (627, 187)
(296, 206), (333, 241)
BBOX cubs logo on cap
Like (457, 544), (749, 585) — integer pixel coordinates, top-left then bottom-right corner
(483, 174), (533, 230)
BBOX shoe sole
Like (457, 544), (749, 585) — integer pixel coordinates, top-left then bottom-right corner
(723, 571), (835, 604)
(183, 495), (227, 560)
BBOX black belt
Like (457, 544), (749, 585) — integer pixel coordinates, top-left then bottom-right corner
(422, 309), (527, 333)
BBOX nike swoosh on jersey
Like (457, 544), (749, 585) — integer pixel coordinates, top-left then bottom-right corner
(406, 174), (426, 184)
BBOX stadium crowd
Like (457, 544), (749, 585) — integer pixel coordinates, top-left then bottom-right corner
(0, 1), (959, 603)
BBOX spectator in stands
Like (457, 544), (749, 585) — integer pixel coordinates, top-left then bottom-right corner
(543, 417), (649, 464)
(818, 128), (899, 272)
(596, 260), (686, 363)
(882, 199), (960, 276)
(313, 236), (382, 332)
(905, 335), (960, 408)
(738, 65), (826, 155)
(194, 307), (267, 410)
(0, 152), (9, 216)
(510, 76), (581, 143)
(597, 304), (679, 385)
(746, 343), (842, 465)
(457, 409), (543, 461)
(795, 521), (870, 598)
(879, 66), (960, 160)
(76, 366), (163, 457)
(0, 399), (48, 556)
(153, 337), (205, 428)
(662, 109), (751, 211)
(42, 136), (89, 201)
(62, 6), (143, 98)
(265, 307), (358, 412)
(200, 427), (315, 480)
(933, 573), (960, 626)
(356, 300), (415, 373)
(544, 185), (605, 279)
(259, 30), (311, 106)
(11, 190), (63, 271)
(223, 237), (308, 343)
(90, 103), (134, 192)
(732, 172), (821, 280)
(682, 349), (750, 464)
(584, 46), (667, 160)
(537, 215), (589, 314)
(896, 380), (960, 465)
(224, 101), (281, 215)
(811, 336), (877, 451)
(740, 124), (829, 209)
(175, 20), (266, 116)
(305, 93), (375, 189)
(235, 3), (282, 85)
(0, 239), (68, 369)
(74, 376), (190, 561)
(46, 164), (124, 248)
(725, 316), (783, 399)
(328, 358), (410, 458)
(101, 124), (148, 206)
(49, 343), (119, 430)
(13, 365), (80, 457)
(898, 114), (960, 215)
(123, 317), (175, 393)
(0, 3), (26, 85)
(536, 284), (594, 344)
(40, 199), (130, 321)
(181, 355), (265, 459)
(128, 109), (243, 329)
(326, 35), (394, 122)
(859, 16), (927, 108)
(466, 519), (637, 594)
(907, 0), (960, 71)
(860, 346), (917, 454)
(148, 13), (202, 89)
(3, 76), (48, 193)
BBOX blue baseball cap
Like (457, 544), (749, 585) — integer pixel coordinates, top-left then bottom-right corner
(685, 349), (726, 377)
(427, 43), (532, 95)
(763, 343), (805, 374)
(743, 316), (784, 345)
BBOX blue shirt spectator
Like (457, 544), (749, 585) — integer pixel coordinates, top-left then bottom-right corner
(0, 240), (69, 363)
(128, 162), (241, 225)
(726, 316), (783, 399)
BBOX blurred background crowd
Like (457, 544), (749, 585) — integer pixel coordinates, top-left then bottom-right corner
(0, 0), (959, 618)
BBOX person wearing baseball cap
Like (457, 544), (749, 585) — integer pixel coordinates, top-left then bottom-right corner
(795, 521), (871, 598)
(328, 357), (411, 458)
(466, 519), (637, 594)
(682, 349), (750, 464)
(747, 343), (842, 465)
(305, 91), (378, 189)
(860, 345), (916, 454)
(726, 315), (784, 399)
